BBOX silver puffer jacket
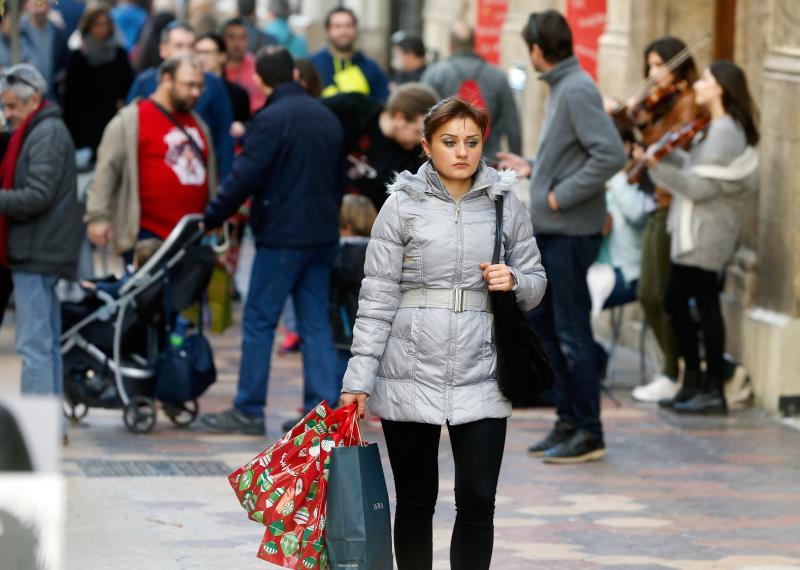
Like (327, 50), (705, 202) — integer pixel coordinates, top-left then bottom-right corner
(342, 162), (547, 425)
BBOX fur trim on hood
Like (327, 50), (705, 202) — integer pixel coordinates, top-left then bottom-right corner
(386, 161), (518, 201)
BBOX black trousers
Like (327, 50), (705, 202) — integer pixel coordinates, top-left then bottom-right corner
(381, 417), (507, 570)
(663, 262), (725, 381)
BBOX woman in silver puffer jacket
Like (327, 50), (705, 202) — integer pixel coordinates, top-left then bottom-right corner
(340, 98), (547, 569)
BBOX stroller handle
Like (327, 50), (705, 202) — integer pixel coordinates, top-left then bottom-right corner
(118, 214), (207, 296)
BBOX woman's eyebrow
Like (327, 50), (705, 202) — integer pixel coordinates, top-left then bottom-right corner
(439, 133), (482, 138)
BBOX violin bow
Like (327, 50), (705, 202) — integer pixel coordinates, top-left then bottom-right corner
(611, 32), (712, 113)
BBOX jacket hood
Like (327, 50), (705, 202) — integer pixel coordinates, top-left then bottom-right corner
(387, 161), (517, 202)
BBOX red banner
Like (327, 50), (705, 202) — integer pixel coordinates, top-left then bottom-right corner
(565, 0), (607, 80)
(475, 0), (509, 65)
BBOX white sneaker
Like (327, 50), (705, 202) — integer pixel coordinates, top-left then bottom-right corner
(632, 375), (679, 403)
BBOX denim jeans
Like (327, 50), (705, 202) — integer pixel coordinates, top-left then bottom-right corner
(12, 272), (63, 397)
(527, 234), (604, 437)
(234, 244), (339, 417)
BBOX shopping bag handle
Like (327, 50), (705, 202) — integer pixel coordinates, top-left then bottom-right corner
(344, 405), (365, 446)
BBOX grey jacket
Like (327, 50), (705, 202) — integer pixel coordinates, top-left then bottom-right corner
(650, 115), (759, 272)
(530, 56), (626, 236)
(0, 105), (82, 279)
(342, 162), (547, 425)
(421, 50), (521, 159)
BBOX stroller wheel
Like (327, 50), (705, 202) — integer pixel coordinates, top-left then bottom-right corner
(63, 400), (89, 423)
(123, 396), (157, 434)
(164, 399), (199, 428)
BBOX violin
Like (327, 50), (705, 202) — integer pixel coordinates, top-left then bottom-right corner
(626, 114), (710, 184)
(630, 81), (688, 119)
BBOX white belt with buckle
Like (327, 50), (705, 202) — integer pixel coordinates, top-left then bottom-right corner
(399, 288), (489, 313)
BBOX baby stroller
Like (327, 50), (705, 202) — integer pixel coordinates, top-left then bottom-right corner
(60, 214), (215, 433)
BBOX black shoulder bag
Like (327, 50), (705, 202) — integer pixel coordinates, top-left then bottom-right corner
(491, 196), (556, 402)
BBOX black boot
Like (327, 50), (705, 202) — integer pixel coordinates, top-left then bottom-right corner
(659, 369), (703, 410)
(528, 421), (576, 457)
(673, 376), (728, 415)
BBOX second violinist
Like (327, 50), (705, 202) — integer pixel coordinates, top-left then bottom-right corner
(629, 37), (700, 404)
(636, 61), (759, 414)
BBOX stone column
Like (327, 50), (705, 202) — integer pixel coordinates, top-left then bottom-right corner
(742, 0), (800, 413)
(421, 0), (470, 64)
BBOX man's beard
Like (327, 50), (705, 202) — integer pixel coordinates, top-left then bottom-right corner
(169, 88), (195, 113)
(331, 38), (355, 53)
(171, 97), (194, 113)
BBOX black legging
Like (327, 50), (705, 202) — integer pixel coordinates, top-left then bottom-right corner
(663, 262), (725, 381)
(381, 417), (507, 570)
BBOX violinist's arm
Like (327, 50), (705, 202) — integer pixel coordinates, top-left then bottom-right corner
(649, 120), (742, 202)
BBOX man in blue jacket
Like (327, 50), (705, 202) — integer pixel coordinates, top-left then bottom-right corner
(127, 22), (234, 179)
(201, 48), (345, 435)
(498, 11), (626, 464)
(311, 6), (389, 102)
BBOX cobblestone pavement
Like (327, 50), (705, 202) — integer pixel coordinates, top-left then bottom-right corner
(2, 312), (800, 570)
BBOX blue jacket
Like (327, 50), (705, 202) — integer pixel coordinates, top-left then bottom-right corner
(203, 82), (344, 249)
(311, 47), (389, 102)
(265, 19), (308, 58)
(127, 68), (234, 179)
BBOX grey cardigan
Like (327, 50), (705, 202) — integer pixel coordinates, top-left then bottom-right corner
(529, 57), (626, 236)
(0, 105), (82, 279)
(342, 162), (547, 425)
(649, 115), (759, 272)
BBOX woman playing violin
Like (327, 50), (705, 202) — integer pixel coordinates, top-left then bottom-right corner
(618, 37), (698, 404)
(636, 61), (759, 414)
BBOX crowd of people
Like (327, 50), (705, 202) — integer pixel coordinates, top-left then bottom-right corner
(0, 3), (760, 569)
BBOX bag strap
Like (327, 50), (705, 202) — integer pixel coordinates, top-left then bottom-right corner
(151, 100), (207, 167)
(492, 195), (504, 265)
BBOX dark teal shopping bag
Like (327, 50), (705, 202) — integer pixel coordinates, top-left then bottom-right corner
(326, 443), (393, 570)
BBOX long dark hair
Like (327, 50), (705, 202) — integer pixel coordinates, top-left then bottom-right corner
(134, 11), (176, 72)
(644, 36), (698, 84)
(709, 60), (760, 146)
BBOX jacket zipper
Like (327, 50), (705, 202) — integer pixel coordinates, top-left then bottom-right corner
(446, 198), (466, 422)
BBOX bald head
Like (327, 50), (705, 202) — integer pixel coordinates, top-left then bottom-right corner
(450, 21), (474, 51)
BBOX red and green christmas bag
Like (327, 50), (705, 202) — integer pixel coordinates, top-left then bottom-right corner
(228, 401), (362, 569)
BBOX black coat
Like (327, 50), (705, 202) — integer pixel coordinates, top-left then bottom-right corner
(204, 82), (345, 248)
(330, 238), (369, 350)
(224, 79), (251, 124)
(63, 47), (134, 157)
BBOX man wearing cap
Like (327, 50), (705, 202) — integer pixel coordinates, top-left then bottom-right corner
(0, 64), (82, 404)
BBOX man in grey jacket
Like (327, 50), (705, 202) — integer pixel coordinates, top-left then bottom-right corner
(498, 11), (626, 464)
(422, 21), (521, 161)
(0, 64), (82, 404)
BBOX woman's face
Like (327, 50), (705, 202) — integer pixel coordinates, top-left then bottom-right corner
(693, 67), (723, 107)
(647, 51), (674, 89)
(422, 116), (483, 183)
(89, 13), (112, 42)
(195, 37), (225, 75)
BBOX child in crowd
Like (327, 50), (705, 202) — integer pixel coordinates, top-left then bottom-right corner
(81, 238), (162, 298)
(330, 194), (377, 385)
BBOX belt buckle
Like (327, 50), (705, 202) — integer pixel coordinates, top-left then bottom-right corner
(453, 288), (464, 313)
